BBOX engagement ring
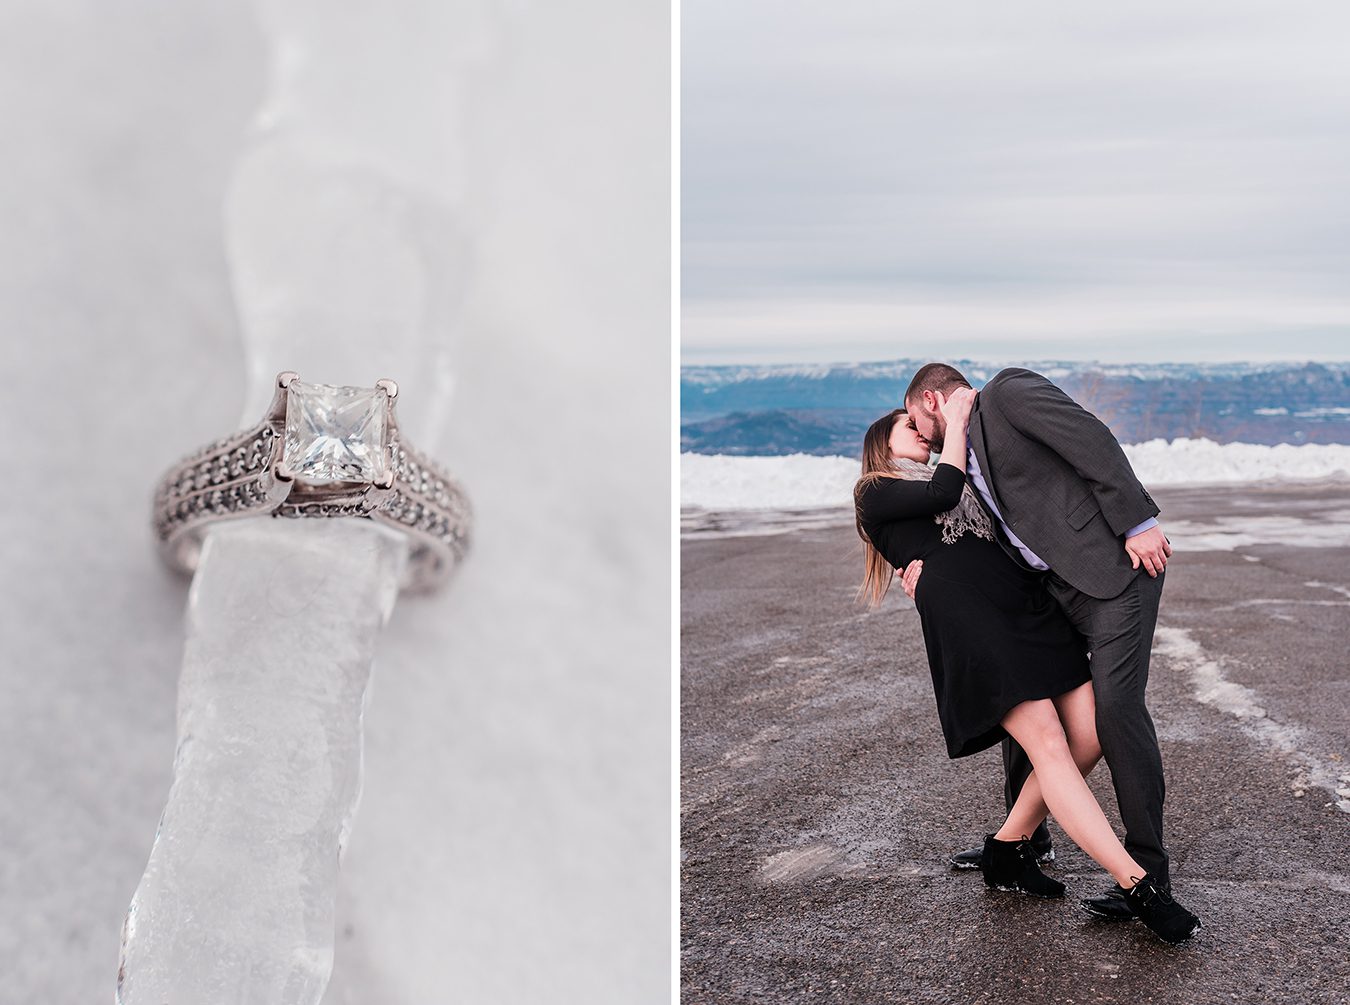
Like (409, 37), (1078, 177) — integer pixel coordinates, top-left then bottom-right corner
(152, 371), (471, 592)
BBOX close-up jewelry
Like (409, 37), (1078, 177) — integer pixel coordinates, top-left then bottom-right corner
(152, 371), (471, 592)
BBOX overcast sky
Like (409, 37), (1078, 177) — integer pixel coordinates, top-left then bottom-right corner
(682, 1), (1350, 364)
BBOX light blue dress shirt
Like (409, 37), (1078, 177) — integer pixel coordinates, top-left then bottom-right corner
(964, 442), (1157, 573)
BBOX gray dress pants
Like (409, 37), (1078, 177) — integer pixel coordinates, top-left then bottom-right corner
(1000, 568), (1170, 885)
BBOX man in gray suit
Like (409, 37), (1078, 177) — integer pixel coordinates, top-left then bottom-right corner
(900, 362), (1191, 924)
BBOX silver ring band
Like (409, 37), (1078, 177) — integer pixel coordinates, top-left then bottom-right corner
(151, 371), (471, 593)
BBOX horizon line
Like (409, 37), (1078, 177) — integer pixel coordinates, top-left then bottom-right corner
(681, 355), (1350, 370)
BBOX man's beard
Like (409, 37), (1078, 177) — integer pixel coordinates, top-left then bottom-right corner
(925, 415), (946, 451)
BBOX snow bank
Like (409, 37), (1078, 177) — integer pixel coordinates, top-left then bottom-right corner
(681, 438), (1350, 511)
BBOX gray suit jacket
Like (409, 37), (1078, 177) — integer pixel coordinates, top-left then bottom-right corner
(968, 367), (1159, 600)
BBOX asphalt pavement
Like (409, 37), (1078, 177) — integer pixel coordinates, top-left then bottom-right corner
(681, 484), (1350, 1004)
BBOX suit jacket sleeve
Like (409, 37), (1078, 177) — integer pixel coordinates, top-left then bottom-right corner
(990, 369), (1158, 536)
(857, 463), (966, 524)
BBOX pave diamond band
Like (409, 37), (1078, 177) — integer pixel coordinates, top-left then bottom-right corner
(152, 371), (471, 592)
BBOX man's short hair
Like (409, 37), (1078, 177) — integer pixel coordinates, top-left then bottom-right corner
(904, 363), (972, 409)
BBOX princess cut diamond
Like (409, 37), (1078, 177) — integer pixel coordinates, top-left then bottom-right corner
(283, 381), (389, 485)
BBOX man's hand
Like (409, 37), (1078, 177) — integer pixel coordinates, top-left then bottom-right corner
(899, 559), (923, 600)
(1125, 524), (1172, 577)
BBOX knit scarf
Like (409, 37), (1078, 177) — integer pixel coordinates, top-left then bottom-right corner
(890, 458), (997, 545)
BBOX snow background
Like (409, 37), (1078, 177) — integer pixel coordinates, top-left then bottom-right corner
(0, 1), (670, 1002)
(682, 441), (1350, 511)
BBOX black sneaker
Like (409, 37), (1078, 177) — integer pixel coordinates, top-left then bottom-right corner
(1124, 873), (1201, 944)
(951, 834), (1054, 870)
(1080, 882), (1138, 921)
(980, 833), (1066, 899)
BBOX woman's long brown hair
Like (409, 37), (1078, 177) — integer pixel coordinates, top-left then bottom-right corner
(854, 408), (908, 609)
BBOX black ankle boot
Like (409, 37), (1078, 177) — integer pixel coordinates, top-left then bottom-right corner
(980, 833), (1066, 899)
(950, 833), (1054, 870)
(1124, 873), (1201, 944)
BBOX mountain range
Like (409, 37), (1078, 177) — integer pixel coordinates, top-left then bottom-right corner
(681, 360), (1350, 455)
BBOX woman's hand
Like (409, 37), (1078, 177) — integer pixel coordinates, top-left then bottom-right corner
(930, 386), (974, 472)
(936, 386), (976, 428)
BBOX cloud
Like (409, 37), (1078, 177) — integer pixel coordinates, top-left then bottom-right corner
(682, 0), (1350, 362)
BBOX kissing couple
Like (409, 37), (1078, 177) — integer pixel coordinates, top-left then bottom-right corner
(853, 363), (1201, 945)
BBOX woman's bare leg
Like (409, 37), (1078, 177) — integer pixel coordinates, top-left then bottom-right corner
(993, 696), (1145, 888)
(995, 681), (1102, 841)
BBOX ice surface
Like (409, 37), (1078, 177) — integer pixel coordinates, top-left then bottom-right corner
(118, 0), (494, 998)
(117, 521), (405, 1003)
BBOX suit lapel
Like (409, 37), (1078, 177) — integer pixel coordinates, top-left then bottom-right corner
(967, 401), (1006, 518)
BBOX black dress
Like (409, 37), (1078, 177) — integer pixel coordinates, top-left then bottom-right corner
(858, 462), (1091, 758)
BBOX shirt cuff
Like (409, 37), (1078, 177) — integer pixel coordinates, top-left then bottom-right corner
(1125, 517), (1158, 538)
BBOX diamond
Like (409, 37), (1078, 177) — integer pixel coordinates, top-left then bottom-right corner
(283, 381), (389, 485)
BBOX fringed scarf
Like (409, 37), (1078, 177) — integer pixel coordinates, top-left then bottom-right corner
(891, 458), (997, 545)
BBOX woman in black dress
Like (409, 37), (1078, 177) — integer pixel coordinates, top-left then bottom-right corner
(853, 390), (1171, 926)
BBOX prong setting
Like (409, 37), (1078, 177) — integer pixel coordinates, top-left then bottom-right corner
(153, 372), (469, 592)
(264, 371), (299, 424)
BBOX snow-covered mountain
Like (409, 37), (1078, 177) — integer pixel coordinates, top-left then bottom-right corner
(680, 359), (1350, 453)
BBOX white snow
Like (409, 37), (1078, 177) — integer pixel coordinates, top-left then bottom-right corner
(1294, 407), (1350, 417)
(681, 439), (1350, 511)
(1153, 627), (1350, 814)
(681, 453), (863, 511)
(1123, 438), (1350, 485)
(1163, 515), (1350, 551)
(681, 358), (1350, 390)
